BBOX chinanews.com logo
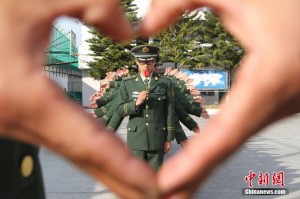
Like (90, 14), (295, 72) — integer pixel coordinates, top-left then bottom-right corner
(242, 170), (289, 195)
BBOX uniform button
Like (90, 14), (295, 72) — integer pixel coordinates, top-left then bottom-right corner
(146, 97), (148, 100)
(134, 99), (136, 101)
(146, 123), (149, 126)
(128, 128), (131, 130)
(146, 106), (149, 109)
(21, 155), (34, 178)
(158, 98), (161, 100)
(146, 114), (148, 117)
(163, 127), (166, 130)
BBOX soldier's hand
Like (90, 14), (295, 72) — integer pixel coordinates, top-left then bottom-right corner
(164, 67), (172, 76)
(139, 0), (300, 198)
(99, 79), (109, 88)
(0, 1), (158, 199)
(89, 112), (97, 119)
(190, 90), (201, 97)
(88, 102), (98, 109)
(164, 141), (172, 153)
(185, 78), (194, 85)
(194, 96), (206, 104)
(186, 84), (195, 91)
(136, 91), (149, 107)
(192, 126), (200, 134)
(200, 109), (210, 119)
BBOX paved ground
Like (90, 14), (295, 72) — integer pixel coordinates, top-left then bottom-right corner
(40, 111), (300, 199)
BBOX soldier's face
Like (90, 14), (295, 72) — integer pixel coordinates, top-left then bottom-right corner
(136, 58), (156, 74)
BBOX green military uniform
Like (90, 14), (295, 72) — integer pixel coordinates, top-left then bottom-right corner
(95, 89), (114, 108)
(173, 99), (198, 143)
(118, 45), (175, 170)
(109, 80), (122, 89)
(0, 138), (45, 199)
(107, 109), (124, 131)
(119, 74), (175, 170)
(94, 88), (119, 119)
(100, 93), (121, 125)
(106, 96), (125, 131)
(162, 75), (196, 144)
(174, 86), (203, 117)
(93, 80), (124, 128)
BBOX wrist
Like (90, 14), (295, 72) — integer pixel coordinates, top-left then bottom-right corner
(135, 103), (140, 110)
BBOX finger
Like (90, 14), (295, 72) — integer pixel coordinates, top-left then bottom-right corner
(0, 129), (43, 147)
(24, 0), (133, 44)
(78, 150), (158, 199)
(137, 0), (190, 36)
(43, 102), (158, 198)
(58, 0), (133, 41)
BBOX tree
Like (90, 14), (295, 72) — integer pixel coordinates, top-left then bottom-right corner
(156, 10), (243, 70)
(197, 11), (243, 70)
(155, 11), (204, 67)
(87, 0), (138, 79)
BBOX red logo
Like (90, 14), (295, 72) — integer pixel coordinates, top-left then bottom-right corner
(245, 170), (257, 188)
(245, 170), (285, 188)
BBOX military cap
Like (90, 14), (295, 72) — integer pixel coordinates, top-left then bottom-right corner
(131, 45), (159, 61)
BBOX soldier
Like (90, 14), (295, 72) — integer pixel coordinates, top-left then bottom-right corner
(118, 45), (175, 170)
(0, 139), (45, 199)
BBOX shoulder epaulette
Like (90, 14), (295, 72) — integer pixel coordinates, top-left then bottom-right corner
(161, 75), (172, 80)
(160, 75), (170, 79)
(160, 76), (172, 83)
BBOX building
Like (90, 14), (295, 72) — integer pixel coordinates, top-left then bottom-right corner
(77, 24), (100, 107)
(48, 19), (101, 107)
(45, 26), (82, 104)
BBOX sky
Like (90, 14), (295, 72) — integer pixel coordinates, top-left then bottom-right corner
(134, 0), (152, 17)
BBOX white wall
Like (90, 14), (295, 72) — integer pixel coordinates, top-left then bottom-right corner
(78, 24), (94, 69)
(45, 71), (68, 91)
(78, 23), (100, 107)
(56, 18), (99, 106)
(82, 70), (100, 107)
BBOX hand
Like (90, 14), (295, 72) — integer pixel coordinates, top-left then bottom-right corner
(186, 84), (195, 91)
(140, 0), (300, 198)
(192, 126), (200, 134)
(89, 93), (100, 101)
(179, 74), (189, 81)
(169, 69), (178, 76)
(175, 71), (185, 79)
(185, 78), (194, 85)
(89, 112), (97, 119)
(200, 109), (210, 119)
(164, 67), (172, 76)
(190, 90), (201, 97)
(99, 79), (109, 88)
(135, 91), (149, 107)
(164, 141), (172, 153)
(88, 102), (98, 109)
(193, 95), (206, 104)
(0, 1), (158, 199)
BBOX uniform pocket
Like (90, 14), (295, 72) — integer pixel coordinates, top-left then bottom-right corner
(127, 123), (137, 132)
(148, 93), (166, 101)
